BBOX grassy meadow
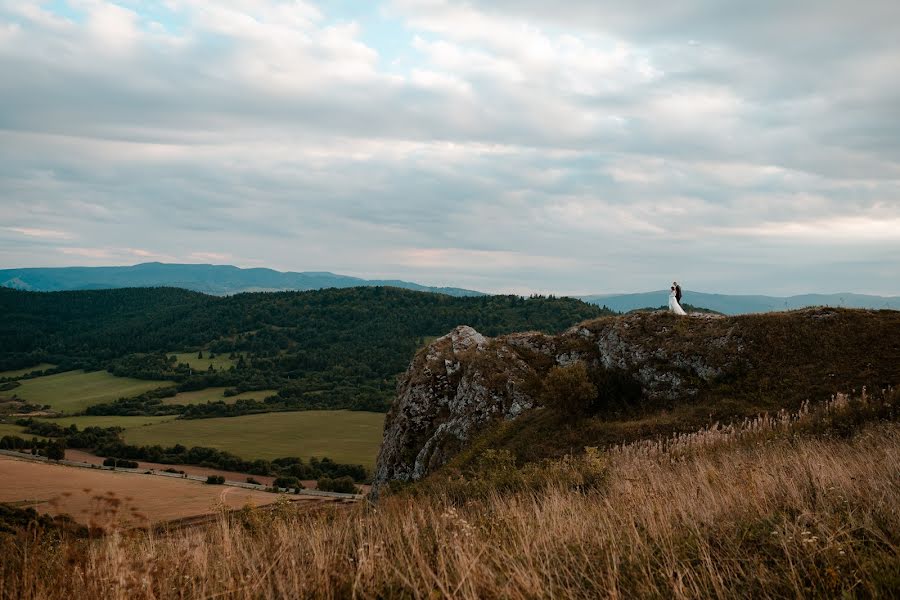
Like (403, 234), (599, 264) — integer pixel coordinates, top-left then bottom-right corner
(0, 364), (57, 379)
(162, 387), (278, 406)
(122, 411), (385, 468)
(171, 352), (237, 372)
(10, 371), (173, 414)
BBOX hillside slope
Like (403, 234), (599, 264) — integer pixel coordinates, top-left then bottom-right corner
(0, 263), (485, 297)
(374, 308), (900, 491)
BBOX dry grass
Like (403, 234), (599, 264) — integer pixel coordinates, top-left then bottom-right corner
(2, 393), (898, 598)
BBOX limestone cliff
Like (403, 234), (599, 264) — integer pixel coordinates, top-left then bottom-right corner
(372, 308), (900, 495)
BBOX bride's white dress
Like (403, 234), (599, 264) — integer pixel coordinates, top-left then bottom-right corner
(669, 291), (687, 316)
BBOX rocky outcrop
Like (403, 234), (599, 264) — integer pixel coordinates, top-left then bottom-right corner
(372, 311), (743, 495)
(372, 307), (900, 495)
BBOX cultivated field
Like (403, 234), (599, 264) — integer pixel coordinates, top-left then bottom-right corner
(9, 370), (174, 414)
(0, 455), (293, 526)
(123, 410), (386, 468)
(64, 449), (279, 487)
(0, 363), (56, 379)
(162, 387), (278, 406)
(36, 415), (176, 430)
(171, 352), (237, 372)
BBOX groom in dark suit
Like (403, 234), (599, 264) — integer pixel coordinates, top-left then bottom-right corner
(674, 281), (682, 304)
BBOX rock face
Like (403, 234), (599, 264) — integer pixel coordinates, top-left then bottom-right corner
(372, 311), (741, 495)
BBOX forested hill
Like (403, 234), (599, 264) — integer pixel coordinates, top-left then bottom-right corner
(0, 262), (485, 297)
(0, 287), (610, 413)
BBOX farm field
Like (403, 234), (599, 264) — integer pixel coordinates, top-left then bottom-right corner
(0, 363), (57, 379)
(0, 455), (307, 526)
(172, 352), (237, 372)
(123, 410), (386, 468)
(10, 370), (174, 414)
(37, 415), (176, 430)
(163, 387), (278, 406)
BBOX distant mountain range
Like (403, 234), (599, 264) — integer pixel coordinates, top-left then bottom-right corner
(0, 263), (485, 297)
(579, 291), (900, 315)
(2, 264), (898, 315)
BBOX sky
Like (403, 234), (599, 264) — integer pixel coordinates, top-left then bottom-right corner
(1, 0), (899, 296)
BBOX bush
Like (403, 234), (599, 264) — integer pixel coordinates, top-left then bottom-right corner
(541, 362), (598, 417)
(246, 477), (261, 485)
(317, 476), (359, 494)
(205, 475), (225, 485)
(273, 476), (300, 490)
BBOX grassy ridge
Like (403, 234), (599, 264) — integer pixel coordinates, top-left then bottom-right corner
(8, 370), (173, 414)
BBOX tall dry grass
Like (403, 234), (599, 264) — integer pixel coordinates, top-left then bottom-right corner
(2, 392), (899, 599)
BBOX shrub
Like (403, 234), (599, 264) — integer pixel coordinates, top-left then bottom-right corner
(273, 476), (300, 490)
(246, 477), (262, 485)
(317, 476), (359, 494)
(541, 362), (598, 417)
(205, 475), (225, 485)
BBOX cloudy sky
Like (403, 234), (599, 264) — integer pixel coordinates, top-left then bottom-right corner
(1, 0), (899, 295)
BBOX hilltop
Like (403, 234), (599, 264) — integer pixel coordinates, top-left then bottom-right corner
(580, 290), (900, 314)
(374, 307), (900, 490)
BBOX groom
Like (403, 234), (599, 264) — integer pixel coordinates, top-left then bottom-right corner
(673, 281), (683, 304)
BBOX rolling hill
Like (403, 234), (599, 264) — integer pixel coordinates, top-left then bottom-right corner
(0, 263), (485, 297)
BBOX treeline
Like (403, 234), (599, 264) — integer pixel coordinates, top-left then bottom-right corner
(1, 287), (610, 414)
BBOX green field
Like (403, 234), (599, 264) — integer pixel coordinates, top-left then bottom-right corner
(172, 352), (237, 372)
(11, 371), (174, 414)
(0, 423), (45, 440)
(162, 387), (278, 406)
(0, 364), (57, 379)
(36, 415), (176, 430)
(123, 411), (386, 469)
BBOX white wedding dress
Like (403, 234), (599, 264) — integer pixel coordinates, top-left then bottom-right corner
(669, 290), (687, 315)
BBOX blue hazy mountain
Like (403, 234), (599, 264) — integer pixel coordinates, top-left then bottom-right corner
(579, 290), (900, 315)
(0, 263), (485, 297)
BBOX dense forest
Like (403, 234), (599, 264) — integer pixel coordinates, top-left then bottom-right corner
(0, 286), (611, 413)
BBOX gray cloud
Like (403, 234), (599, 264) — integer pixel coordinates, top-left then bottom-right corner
(0, 0), (898, 295)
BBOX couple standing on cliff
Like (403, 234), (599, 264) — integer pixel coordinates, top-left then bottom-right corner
(669, 281), (686, 316)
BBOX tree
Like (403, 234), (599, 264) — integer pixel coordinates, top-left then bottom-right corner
(46, 439), (66, 461)
(197, 350), (204, 359)
(541, 362), (598, 418)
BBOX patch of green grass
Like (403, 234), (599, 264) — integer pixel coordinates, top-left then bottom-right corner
(0, 364), (57, 379)
(171, 352), (236, 372)
(162, 388), (278, 406)
(35, 415), (176, 431)
(0, 423), (45, 440)
(12, 371), (174, 414)
(123, 411), (386, 468)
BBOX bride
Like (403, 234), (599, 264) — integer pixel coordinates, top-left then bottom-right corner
(668, 286), (686, 315)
